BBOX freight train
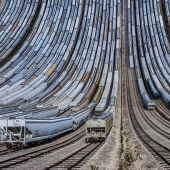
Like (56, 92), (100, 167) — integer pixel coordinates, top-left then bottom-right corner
(0, 105), (95, 149)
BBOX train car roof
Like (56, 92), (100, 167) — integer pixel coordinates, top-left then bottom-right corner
(87, 112), (113, 121)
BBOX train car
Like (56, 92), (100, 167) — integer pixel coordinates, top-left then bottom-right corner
(0, 116), (73, 148)
(137, 78), (155, 110)
(17, 107), (59, 119)
(0, 103), (95, 148)
(71, 108), (91, 130)
(147, 78), (159, 99)
(142, 92), (155, 110)
(85, 112), (113, 143)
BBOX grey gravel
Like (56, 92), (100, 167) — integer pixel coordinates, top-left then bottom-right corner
(13, 138), (87, 170)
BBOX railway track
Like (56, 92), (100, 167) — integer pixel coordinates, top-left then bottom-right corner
(127, 78), (170, 168)
(133, 86), (170, 140)
(0, 148), (19, 156)
(155, 100), (170, 121)
(122, 0), (170, 169)
(0, 130), (85, 169)
(44, 142), (102, 170)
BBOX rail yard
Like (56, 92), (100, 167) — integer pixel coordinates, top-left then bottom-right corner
(0, 0), (170, 169)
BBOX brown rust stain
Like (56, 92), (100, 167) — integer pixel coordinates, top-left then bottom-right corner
(45, 64), (57, 78)
(93, 15), (98, 28)
(0, 0), (3, 7)
(40, 86), (62, 103)
(93, 86), (104, 104)
(0, 67), (12, 78)
(104, 19), (109, 40)
(71, 99), (89, 112)
(94, 73), (101, 85)
(11, 21), (19, 32)
(23, 76), (36, 86)
(84, 83), (97, 102)
(81, 72), (90, 84)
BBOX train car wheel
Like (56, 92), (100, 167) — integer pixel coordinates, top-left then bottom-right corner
(5, 143), (12, 149)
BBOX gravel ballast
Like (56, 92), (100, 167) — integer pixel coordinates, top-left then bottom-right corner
(13, 138), (87, 170)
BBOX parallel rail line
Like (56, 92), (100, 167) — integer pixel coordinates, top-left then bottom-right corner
(44, 142), (102, 170)
(123, 0), (170, 169)
(0, 130), (85, 169)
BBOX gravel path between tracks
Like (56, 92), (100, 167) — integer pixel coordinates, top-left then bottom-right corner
(120, 69), (165, 170)
(81, 44), (123, 170)
(13, 138), (87, 170)
(80, 95), (122, 170)
(119, 0), (164, 169)
(120, 100), (165, 170)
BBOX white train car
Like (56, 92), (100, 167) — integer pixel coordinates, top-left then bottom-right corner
(0, 104), (95, 148)
(85, 112), (113, 143)
(0, 116), (73, 148)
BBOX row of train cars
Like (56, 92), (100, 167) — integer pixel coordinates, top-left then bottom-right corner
(0, 0), (120, 149)
(2, 0), (170, 149)
(128, 0), (170, 109)
(0, 97), (115, 149)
